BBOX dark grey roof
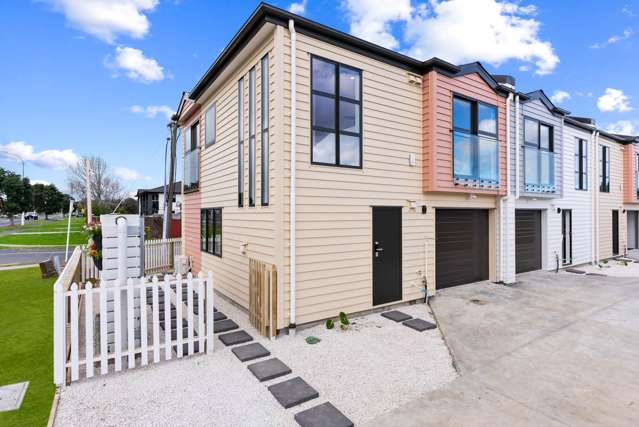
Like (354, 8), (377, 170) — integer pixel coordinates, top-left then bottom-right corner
(137, 181), (182, 196)
(523, 90), (570, 116)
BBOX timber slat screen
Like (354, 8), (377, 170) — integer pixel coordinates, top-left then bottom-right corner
(248, 259), (277, 338)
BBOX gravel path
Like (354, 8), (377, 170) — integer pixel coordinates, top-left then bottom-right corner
(55, 296), (457, 426)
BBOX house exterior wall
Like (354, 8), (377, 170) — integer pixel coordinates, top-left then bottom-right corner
(280, 30), (430, 325)
(624, 142), (639, 205)
(422, 71), (507, 196)
(597, 135), (626, 258)
(561, 123), (594, 266)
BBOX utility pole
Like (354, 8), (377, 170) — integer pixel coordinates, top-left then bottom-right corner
(164, 116), (178, 239)
(85, 158), (92, 224)
(162, 136), (170, 239)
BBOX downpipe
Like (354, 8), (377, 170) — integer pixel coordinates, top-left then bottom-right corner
(288, 19), (297, 336)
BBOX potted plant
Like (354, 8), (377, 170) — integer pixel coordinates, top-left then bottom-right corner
(83, 222), (103, 270)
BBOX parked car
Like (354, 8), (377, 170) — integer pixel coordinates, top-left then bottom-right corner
(25, 211), (39, 220)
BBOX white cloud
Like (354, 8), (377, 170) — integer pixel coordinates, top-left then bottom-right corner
(605, 120), (636, 135)
(403, 0), (559, 75)
(31, 180), (51, 186)
(45, 0), (158, 44)
(106, 46), (164, 83)
(114, 166), (151, 181)
(0, 141), (79, 170)
(550, 90), (570, 104)
(343, 0), (413, 50)
(288, 0), (308, 15)
(597, 88), (632, 112)
(129, 104), (175, 120)
(590, 28), (633, 49)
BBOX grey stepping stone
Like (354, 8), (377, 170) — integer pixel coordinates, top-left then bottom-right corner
(566, 268), (585, 274)
(232, 342), (271, 362)
(0, 381), (29, 412)
(381, 310), (412, 322)
(213, 311), (227, 321)
(403, 318), (436, 332)
(295, 402), (354, 427)
(248, 358), (292, 382)
(214, 319), (238, 333)
(268, 376), (319, 408)
(219, 330), (253, 346)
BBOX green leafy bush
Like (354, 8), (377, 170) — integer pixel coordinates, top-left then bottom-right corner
(325, 318), (334, 329)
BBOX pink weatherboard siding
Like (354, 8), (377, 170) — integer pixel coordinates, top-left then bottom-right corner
(422, 70), (507, 195)
(624, 142), (639, 204)
(183, 191), (201, 273)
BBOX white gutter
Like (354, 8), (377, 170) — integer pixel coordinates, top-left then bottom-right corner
(515, 95), (521, 200)
(288, 19), (297, 334)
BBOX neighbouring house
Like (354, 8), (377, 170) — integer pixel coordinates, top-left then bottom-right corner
(137, 182), (182, 216)
(624, 140), (639, 250)
(176, 3), (639, 333)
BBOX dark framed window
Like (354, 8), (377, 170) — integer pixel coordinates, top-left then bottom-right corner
(238, 77), (244, 206)
(635, 153), (639, 198)
(600, 145), (610, 192)
(524, 118), (554, 151)
(200, 208), (222, 257)
(249, 67), (256, 207)
(184, 121), (200, 192)
(205, 103), (216, 147)
(452, 95), (499, 182)
(261, 54), (269, 206)
(151, 193), (159, 213)
(311, 56), (362, 168)
(574, 138), (588, 190)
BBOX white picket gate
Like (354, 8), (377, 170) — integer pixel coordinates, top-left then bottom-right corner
(54, 272), (215, 385)
(144, 238), (182, 275)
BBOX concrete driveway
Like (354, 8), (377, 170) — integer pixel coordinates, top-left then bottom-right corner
(368, 270), (639, 426)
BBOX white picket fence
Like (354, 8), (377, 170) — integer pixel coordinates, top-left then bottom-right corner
(53, 272), (214, 385)
(144, 238), (182, 275)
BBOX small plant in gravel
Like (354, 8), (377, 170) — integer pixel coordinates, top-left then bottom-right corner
(305, 336), (321, 345)
(325, 319), (334, 329)
(339, 311), (350, 330)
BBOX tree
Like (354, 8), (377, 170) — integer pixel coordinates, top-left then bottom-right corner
(116, 197), (138, 214)
(0, 168), (32, 225)
(66, 156), (124, 204)
(33, 183), (65, 219)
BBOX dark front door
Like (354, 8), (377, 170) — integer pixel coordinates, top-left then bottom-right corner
(516, 210), (542, 273)
(562, 209), (572, 265)
(612, 210), (619, 255)
(435, 209), (489, 289)
(372, 207), (402, 305)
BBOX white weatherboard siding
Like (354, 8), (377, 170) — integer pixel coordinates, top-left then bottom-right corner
(282, 31), (429, 325)
(598, 135), (626, 259)
(561, 123), (594, 266)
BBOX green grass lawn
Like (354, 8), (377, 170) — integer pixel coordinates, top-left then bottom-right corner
(0, 218), (87, 247)
(0, 267), (56, 427)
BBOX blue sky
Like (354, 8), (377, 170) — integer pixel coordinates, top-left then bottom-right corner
(0, 0), (637, 194)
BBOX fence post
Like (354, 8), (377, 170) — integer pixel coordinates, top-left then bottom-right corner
(53, 281), (66, 385)
(206, 271), (214, 354)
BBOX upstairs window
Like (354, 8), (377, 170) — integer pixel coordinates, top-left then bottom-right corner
(574, 138), (588, 190)
(311, 56), (362, 168)
(636, 153), (639, 198)
(523, 118), (555, 192)
(238, 77), (244, 206)
(600, 145), (610, 193)
(452, 96), (499, 184)
(184, 121), (200, 192)
(205, 103), (216, 147)
(249, 67), (256, 206)
(261, 54), (270, 206)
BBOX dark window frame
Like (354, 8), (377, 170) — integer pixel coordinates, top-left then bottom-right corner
(574, 138), (588, 191)
(200, 208), (222, 257)
(184, 121), (200, 193)
(635, 153), (639, 199)
(600, 144), (610, 193)
(310, 55), (363, 169)
(238, 77), (244, 207)
(260, 54), (270, 206)
(205, 102), (216, 147)
(451, 93), (499, 181)
(249, 67), (256, 207)
(523, 117), (554, 152)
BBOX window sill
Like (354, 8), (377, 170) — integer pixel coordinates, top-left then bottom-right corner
(184, 184), (200, 194)
(453, 177), (500, 190)
(524, 184), (556, 194)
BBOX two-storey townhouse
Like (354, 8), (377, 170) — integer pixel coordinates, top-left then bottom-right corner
(505, 91), (569, 275)
(561, 117), (597, 266)
(421, 63), (512, 289)
(596, 132), (629, 259)
(623, 140), (639, 250)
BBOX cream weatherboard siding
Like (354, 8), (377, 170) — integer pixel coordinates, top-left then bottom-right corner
(195, 31), (280, 311)
(561, 123), (594, 266)
(281, 31), (430, 325)
(597, 136), (626, 259)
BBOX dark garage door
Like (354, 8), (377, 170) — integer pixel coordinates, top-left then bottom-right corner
(436, 209), (489, 289)
(515, 210), (542, 273)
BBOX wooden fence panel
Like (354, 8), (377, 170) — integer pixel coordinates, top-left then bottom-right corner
(249, 259), (277, 338)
